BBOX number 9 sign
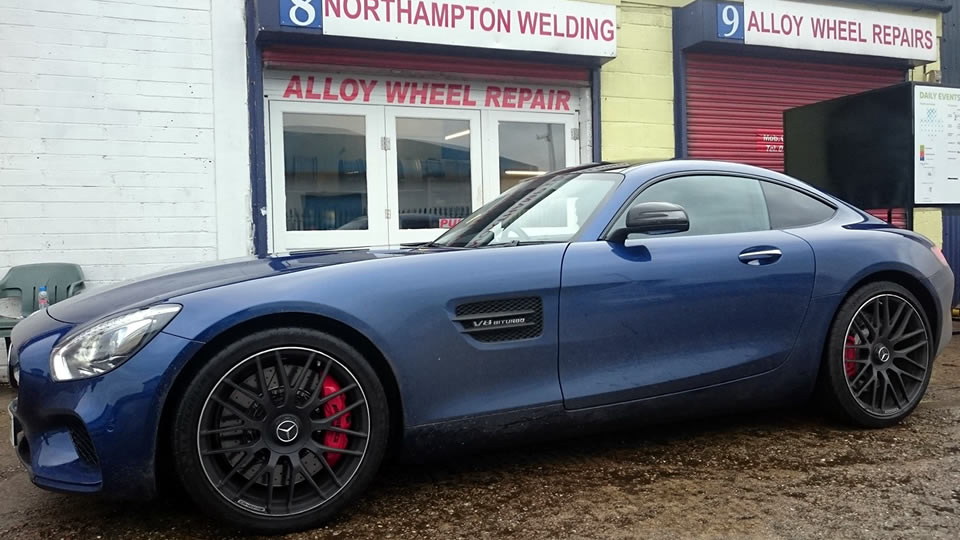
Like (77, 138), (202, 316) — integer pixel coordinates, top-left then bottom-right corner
(717, 3), (744, 41)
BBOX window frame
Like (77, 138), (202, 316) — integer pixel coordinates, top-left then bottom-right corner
(599, 172), (839, 241)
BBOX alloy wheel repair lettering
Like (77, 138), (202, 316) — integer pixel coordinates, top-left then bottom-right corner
(282, 75), (572, 112)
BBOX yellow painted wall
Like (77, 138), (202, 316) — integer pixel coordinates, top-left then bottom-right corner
(584, 0), (681, 161)
(914, 208), (943, 247)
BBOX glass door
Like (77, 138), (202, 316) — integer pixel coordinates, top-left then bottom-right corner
(384, 107), (483, 246)
(481, 111), (581, 201)
(268, 101), (389, 251)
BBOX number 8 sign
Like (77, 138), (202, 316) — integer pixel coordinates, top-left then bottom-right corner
(280, 0), (322, 29)
(717, 3), (744, 41)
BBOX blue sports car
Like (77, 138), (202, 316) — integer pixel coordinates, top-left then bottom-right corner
(7, 161), (953, 533)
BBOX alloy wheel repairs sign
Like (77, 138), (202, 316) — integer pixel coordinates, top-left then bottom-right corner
(720, 0), (937, 62)
(279, 0), (617, 57)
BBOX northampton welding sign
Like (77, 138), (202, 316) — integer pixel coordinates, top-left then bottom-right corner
(278, 0), (617, 57)
(719, 0), (937, 62)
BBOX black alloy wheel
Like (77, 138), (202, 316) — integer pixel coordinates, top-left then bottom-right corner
(172, 328), (389, 533)
(819, 282), (933, 427)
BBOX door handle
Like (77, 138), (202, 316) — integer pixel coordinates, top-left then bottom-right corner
(739, 247), (782, 265)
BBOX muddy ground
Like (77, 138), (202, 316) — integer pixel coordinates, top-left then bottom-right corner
(2, 336), (959, 539)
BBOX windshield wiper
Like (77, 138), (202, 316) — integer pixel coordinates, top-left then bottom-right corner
(477, 240), (558, 248)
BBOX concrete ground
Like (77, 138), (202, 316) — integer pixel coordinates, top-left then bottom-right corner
(2, 337), (960, 539)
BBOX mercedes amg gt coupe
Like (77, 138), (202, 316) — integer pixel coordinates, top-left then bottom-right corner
(7, 161), (953, 533)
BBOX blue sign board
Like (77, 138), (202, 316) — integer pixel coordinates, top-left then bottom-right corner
(717, 2), (744, 41)
(280, 0), (322, 29)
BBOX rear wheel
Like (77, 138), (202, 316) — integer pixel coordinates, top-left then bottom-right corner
(171, 328), (389, 534)
(818, 282), (933, 428)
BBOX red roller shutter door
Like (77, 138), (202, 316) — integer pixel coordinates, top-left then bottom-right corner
(685, 53), (905, 172)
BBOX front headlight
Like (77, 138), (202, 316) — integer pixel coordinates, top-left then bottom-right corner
(51, 304), (181, 381)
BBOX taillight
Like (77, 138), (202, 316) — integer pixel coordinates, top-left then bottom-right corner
(932, 246), (949, 267)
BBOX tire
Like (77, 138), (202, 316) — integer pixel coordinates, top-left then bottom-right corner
(817, 281), (934, 428)
(171, 327), (389, 534)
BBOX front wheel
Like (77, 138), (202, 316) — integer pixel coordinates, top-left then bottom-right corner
(818, 282), (934, 428)
(171, 328), (389, 534)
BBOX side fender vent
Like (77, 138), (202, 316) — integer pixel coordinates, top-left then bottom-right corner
(453, 297), (543, 343)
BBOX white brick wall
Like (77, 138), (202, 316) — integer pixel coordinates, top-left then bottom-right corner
(0, 0), (251, 297)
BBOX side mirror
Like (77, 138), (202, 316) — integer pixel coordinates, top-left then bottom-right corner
(607, 202), (689, 243)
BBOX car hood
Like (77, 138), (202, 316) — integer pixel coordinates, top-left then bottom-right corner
(47, 248), (423, 324)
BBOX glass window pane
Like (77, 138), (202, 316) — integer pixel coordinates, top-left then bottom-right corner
(283, 113), (368, 232)
(396, 118), (473, 230)
(760, 181), (836, 229)
(621, 176), (770, 238)
(499, 122), (565, 192)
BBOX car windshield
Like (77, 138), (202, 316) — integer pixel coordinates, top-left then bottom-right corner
(432, 170), (623, 248)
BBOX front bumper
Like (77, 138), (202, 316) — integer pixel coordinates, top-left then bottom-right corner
(9, 310), (202, 499)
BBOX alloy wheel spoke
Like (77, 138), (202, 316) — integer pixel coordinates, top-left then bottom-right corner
(307, 446), (344, 488)
(303, 358), (334, 408)
(895, 340), (928, 356)
(853, 314), (873, 341)
(275, 352), (292, 404)
(216, 451), (257, 488)
(886, 301), (907, 337)
(895, 328), (926, 345)
(881, 297), (892, 333)
(202, 442), (260, 456)
(265, 458), (278, 512)
(877, 374), (888, 411)
(200, 425), (250, 437)
(223, 378), (265, 407)
(885, 373), (903, 409)
(313, 399), (365, 427)
(891, 370), (911, 406)
(891, 308), (914, 341)
(310, 441), (364, 457)
(290, 354), (316, 398)
(855, 373), (878, 397)
(872, 300), (881, 335)
(892, 366), (924, 383)
(235, 453), (274, 500)
(211, 395), (258, 423)
(849, 364), (873, 387)
(897, 354), (927, 371)
(286, 458), (296, 512)
(315, 384), (359, 408)
(293, 454), (327, 496)
(322, 425), (369, 438)
(255, 357), (269, 396)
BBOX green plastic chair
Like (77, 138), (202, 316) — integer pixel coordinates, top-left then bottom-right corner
(0, 263), (86, 341)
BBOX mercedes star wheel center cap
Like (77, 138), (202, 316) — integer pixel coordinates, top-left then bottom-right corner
(877, 346), (891, 363)
(275, 419), (300, 444)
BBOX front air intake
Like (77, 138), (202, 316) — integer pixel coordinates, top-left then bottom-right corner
(453, 297), (543, 343)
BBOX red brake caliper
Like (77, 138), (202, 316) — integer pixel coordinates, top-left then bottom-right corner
(321, 376), (351, 466)
(844, 335), (858, 378)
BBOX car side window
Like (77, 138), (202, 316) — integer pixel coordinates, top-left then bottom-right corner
(761, 181), (836, 229)
(616, 175), (770, 238)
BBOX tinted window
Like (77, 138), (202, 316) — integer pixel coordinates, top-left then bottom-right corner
(761, 182), (836, 229)
(618, 175), (770, 238)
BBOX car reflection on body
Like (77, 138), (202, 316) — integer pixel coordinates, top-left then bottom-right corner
(7, 161), (952, 534)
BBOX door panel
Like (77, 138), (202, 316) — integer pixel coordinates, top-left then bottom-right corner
(558, 231), (815, 409)
(269, 101), (388, 250)
(385, 107), (482, 246)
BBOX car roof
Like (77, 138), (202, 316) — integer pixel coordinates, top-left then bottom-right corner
(576, 159), (830, 197)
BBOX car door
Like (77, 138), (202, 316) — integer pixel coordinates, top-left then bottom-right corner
(558, 174), (816, 409)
